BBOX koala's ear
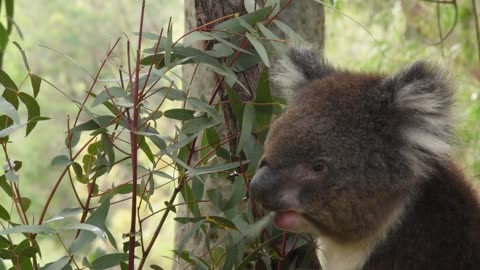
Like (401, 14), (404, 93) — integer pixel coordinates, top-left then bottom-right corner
(387, 61), (455, 177)
(272, 46), (334, 101)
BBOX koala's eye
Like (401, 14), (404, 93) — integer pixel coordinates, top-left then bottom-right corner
(312, 160), (327, 172)
(259, 159), (269, 168)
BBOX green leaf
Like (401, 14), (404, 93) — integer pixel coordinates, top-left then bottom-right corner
(70, 119), (100, 134)
(91, 86), (128, 107)
(246, 33), (270, 67)
(19, 92), (40, 136)
(165, 23), (173, 66)
(0, 175), (12, 197)
(20, 197), (31, 212)
(188, 97), (220, 120)
(51, 155), (71, 167)
(192, 177), (204, 201)
(179, 183), (201, 217)
(205, 126), (220, 147)
(72, 162), (83, 177)
(174, 216), (237, 230)
(163, 109), (195, 121)
(206, 43), (234, 58)
(139, 139), (155, 163)
(257, 22), (286, 54)
(164, 201), (176, 213)
(223, 178), (247, 210)
(0, 69), (17, 91)
(236, 17), (256, 33)
(0, 24), (8, 53)
(62, 223), (107, 241)
(244, 0), (258, 13)
(152, 170), (174, 180)
(137, 128), (167, 150)
(171, 47), (224, 70)
(45, 256), (70, 270)
(45, 208), (82, 223)
(187, 161), (249, 176)
(0, 235), (10, 249)
(0, 204), (9, 221)
(236, 103), (255, 154)
(273, 20), (306, 43)
(101, 133), (115, 165)
(253, 69), (273, 140)
(2, 88), (18, 109)
(205, 216), (237, 230)
(182, 117), (221, 135)
(13, 42), (30, 71)
(90, 253), (128, 270)
(183, 31), (214, 46)
(5, 0), (13, 32)
(68, 196), (110, 253)
(204, 32), (251, 54)
(214, 7), (272, 36)
(207, 189), (223, 210)
(159, 134), (197, 156)
(114, 183), (141, 195)
(20, 247), (39, 258)
(0, 95), (19, 123)
(153, 86), (186, 101)
(177, 220), (204, 251)
(30, 75), (41, 98)
(0, 225), (56, 235)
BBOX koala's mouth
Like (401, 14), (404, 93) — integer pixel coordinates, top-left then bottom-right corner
(273, 210), (316, 233)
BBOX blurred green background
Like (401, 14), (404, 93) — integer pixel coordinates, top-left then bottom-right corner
(0, 0), (478, 268)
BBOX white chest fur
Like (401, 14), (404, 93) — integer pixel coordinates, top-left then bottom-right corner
(315, 199), (409, 270)
(316, 235), (377, 270)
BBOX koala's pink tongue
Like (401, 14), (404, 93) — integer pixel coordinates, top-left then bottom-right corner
(274, 211), (310, 232)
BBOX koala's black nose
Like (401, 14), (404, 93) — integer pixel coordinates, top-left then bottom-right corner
(249, 166), (281, 210)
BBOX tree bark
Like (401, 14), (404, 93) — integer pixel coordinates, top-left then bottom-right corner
(176, 0), (325, 268)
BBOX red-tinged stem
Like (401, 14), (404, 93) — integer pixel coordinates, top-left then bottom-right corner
(277, 232), (288, 270)
(129, 1), (145, 268)
(265, 0), (294, 26)
(138, 27), (164, 101)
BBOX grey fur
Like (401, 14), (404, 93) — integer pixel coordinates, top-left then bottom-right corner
(272, 46), (334, 100)
(386, 61), (455, 178)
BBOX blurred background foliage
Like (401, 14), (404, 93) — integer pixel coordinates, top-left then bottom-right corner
(0, 0), (478, 268)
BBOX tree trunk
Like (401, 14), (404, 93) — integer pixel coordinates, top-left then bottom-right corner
(176, 0), (325, 268)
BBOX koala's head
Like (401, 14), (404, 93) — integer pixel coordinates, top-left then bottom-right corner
(249, 47), (454, 242)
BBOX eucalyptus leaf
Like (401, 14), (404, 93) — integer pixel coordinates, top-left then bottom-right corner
(45, 208), (82, 223)
(44, 256), (70, 270)
(236, 103), (255, 154)
(51, 155), (71, 167)
(0, 96), (20, 124)
(0, 204), (10, 221)
(90, 253), (128, 270)
(91, 86), (128, 107)
(246, 33), (270, 67)
(19, 92), (41, 136)
(0, 225), (56, 235)
(188, 161), (249, 176)
(214, 7), (272, 36)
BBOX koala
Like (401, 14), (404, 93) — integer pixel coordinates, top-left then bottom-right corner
(249, 47), (480, 270)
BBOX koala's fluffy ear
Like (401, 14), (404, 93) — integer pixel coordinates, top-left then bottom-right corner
(387, 61), (455, 177)
(272, 46), (334, 100)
